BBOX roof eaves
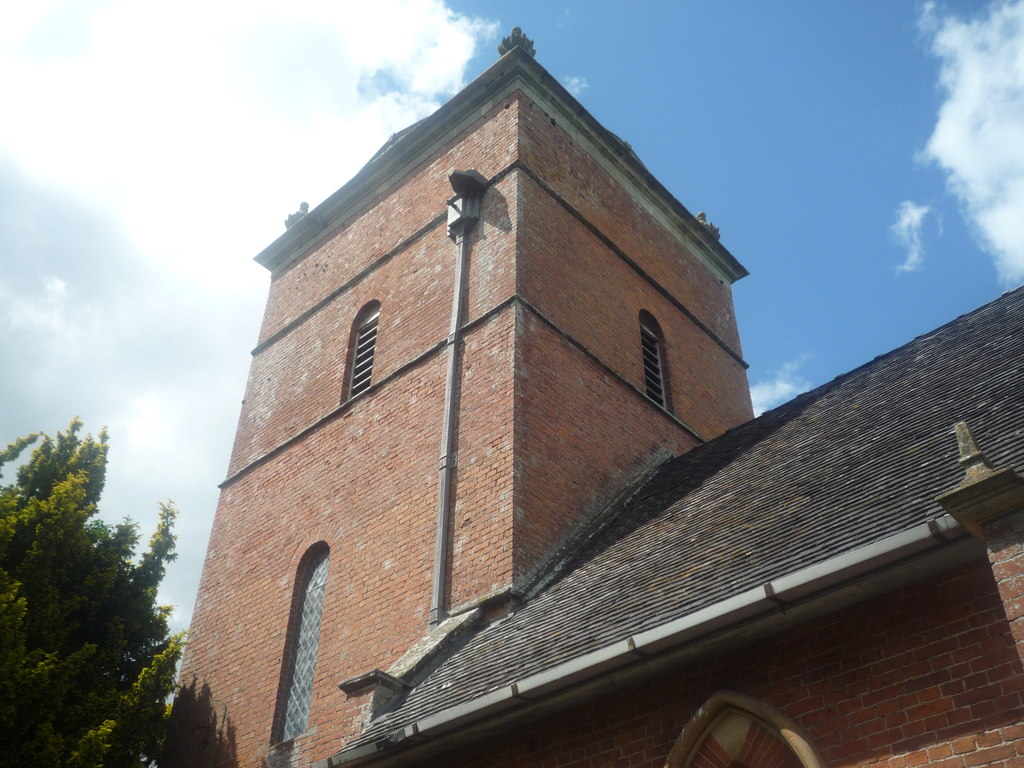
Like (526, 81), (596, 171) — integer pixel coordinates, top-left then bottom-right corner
(324, 514), (972, 767)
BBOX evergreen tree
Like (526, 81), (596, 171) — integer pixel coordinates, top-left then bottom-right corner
(0, 420), (184, 767)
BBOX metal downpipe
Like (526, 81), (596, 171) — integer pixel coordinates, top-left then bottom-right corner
(430, 170), (487, 625)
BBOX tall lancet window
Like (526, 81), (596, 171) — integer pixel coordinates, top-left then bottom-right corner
(278, 547), (329, 742)
(640, 311), (670, 409)
(348, 301), (381, 398)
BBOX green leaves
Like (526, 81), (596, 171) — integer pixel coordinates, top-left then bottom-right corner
(0, 422), (183, 768)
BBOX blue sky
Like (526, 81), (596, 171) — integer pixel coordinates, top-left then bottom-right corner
(452, 1), (1020, 406)
(1, 1), (1022, 631)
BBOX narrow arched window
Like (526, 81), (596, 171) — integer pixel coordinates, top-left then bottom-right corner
(347, 301), (381, 399)
(277, 546), (329, 742)
(640, 311), (669, 409)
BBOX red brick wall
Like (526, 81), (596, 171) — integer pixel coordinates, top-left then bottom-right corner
(466, 173), (519, 321)
(421, 559), (1024, 768)
(982, 509), (1024, 667)
(170, 81), (756, 768)
(178, 356), (448, 766)
(507, 102), (751, 580)
(512, 307), (700, 581)
(257, 97), (522, 344)
(229, 223), (452, 473)
(230, 170), (521, 476)
(448, 305), (517, 607)
(516, 92), (744, 355)
(516, 171), (752, 441)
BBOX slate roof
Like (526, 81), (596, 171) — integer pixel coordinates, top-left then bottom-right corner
(351, 285), (1024, 747)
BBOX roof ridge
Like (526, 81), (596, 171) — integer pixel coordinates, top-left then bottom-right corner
(757, 284), (1024, 420)
(593, 284), (1024, 545)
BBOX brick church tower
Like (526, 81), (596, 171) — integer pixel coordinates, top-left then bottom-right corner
(165, 33), (752, 768)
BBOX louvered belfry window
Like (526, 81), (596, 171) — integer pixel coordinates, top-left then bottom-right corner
(279, 549), (329, 742)
(640, 312), (668, 409)
(348, 303), (380, 398)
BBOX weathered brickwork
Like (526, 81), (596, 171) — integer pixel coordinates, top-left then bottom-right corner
(516, 170), (751, 441)
(447, 305), (517, 606)
(511, 307), (702, 583)
(465, 172), (519, 320)
(516, 93), (743, 354)
(179, 357), (449, 766)
(230, 223), (450, 473)
(421, 560), (1024, 768)
(257, 96), (523, 343)
(982, 509), (1024, 664)
(170, 72), (753, 767)
(230, 170), (521, 476)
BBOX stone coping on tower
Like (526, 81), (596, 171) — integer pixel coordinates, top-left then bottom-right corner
(254, 48), (747, 287)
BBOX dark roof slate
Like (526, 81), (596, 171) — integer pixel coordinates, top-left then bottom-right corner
(353, 285), (1024, 745)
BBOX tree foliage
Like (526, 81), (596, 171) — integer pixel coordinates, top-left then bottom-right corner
(0, 420), (184, 768)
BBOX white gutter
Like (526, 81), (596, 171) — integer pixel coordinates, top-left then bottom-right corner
(319, 514), (966, 767)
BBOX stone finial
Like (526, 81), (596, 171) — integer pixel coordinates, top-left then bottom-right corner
(936, 421), (1024, 539)
(285, 202), (309, 230)
(954, 421), (997, 482)
(498, 27), (535, 58)
(696, 212), (721, 241)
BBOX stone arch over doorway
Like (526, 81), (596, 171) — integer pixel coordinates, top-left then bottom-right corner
(665, 691), (824, 768)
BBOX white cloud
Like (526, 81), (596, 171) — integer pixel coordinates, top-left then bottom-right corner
(921, 0), (1024, 285)
(0, 0), (495, 631)
(4, 276), (69, 332)
(563, 75), (589, 96)
(892, 200), (932, 272)
(749, 356), (812, 416)
(0, 0), (496, 286)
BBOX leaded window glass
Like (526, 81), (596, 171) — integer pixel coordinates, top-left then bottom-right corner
(280, 551), (329, 742)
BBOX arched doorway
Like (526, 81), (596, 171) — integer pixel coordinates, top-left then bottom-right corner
(665, 692), (824, 768)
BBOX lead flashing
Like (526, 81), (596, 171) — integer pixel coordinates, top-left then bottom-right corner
(338, 669), (410, 696)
